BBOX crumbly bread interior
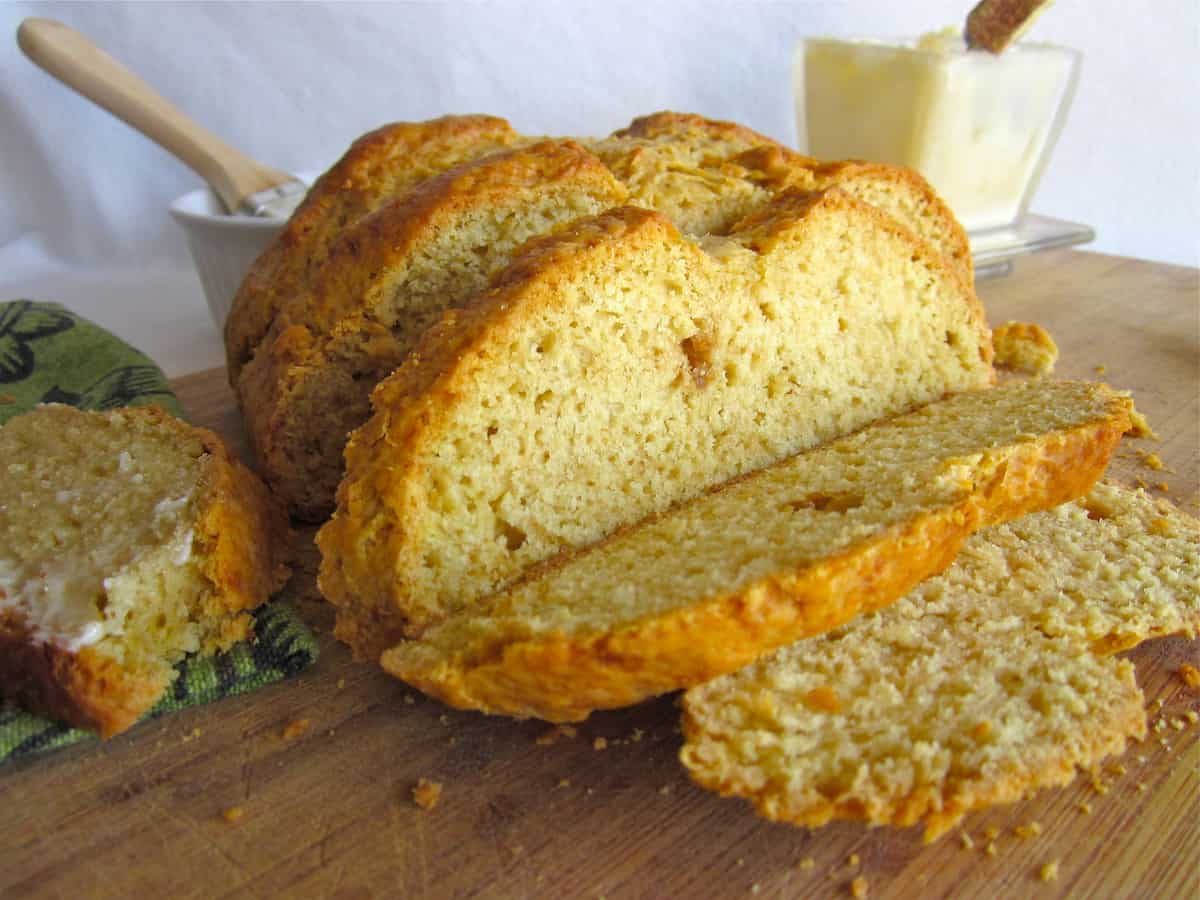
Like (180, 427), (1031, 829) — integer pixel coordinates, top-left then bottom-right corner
(992, 321), (1058, 375)
(238, 140), (628, 519)
(319, 190), (993, 656)
(680, 482), (1198, 841)
(381, 379), (1130, 718)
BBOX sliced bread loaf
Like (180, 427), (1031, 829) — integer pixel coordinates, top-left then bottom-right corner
(380, 380), (1131, 719)
(680, 482), (1198, 841)
(318, 188), (995, 658)
(225, 115), (524, 381)
(237, 140), (628, 519)
(0, 404), (291, 737)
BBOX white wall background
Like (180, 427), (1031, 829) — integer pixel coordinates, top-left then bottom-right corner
(1, 0), (1197, 275)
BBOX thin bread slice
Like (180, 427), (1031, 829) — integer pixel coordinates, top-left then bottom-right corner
(965, 0), (1054, 53)
(0, 405), (291, 737)
(318, 189), (995, 658)
(225, 114), (525, 381)
(236, 140), (628, 519)
(381, 380), (1131, 720)
(680, 482), (1198, 841)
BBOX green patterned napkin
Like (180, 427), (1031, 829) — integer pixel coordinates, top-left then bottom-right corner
(0, 300), (317, 765)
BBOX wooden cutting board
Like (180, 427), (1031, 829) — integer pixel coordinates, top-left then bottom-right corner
(2, 249), (1197, 899)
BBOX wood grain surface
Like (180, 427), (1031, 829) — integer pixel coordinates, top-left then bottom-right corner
(2, 249), (1197, 900)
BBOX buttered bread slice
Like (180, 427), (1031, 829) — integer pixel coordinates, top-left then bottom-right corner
(319, 189), (995, 659)
(380, 380), (1131, 719)
(680, 481), (1198, 841)
(0, 405), (291, 737)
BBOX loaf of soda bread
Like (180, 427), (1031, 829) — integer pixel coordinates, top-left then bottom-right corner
(229, 112), (974, 520)
(0, 404), (291, 737)
(380, 380), (1131, 719)
(680, 482), (1198, 841)
(317, 188), (994, 660)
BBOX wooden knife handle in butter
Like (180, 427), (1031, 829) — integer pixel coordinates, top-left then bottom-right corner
(16, 17), (291, 213)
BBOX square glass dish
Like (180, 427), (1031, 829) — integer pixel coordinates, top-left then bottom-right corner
(794, 34), (1081, 233)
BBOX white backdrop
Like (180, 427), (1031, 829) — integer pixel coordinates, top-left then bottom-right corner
(1, 1), (1196, 372)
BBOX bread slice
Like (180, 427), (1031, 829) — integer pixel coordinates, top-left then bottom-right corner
(379, 380), (1131, 719)
(236, 140), (628, 519)
(0, 404), (291, 737)
(318, 188), (995, 658)
(225, 114), (524, 381)
(680, 482), (1197, 841)
(592, 113), (972, 279)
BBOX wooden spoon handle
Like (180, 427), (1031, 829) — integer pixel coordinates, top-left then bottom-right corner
(17, 17), (292, 213)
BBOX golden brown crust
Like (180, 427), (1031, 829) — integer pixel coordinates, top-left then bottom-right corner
(613, 111), (784, 150)
(225, 114), (522, 382)
(0, 613), (164, 738)
(378, 389), (1130, 720)
(965, 0), (1053, 53)
(237, 140), (627, 520)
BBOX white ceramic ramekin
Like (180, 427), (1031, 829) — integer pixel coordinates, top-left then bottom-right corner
(168, 173), (315, 329)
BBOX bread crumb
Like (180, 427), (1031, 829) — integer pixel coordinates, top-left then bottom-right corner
(1127, 407), (1158, 440)
(1136, 782), (1147, 793)
(1091, 777), (1110, 795)
(1151, 697), (1165, 710)
(536, 724), (577, 745)
(799, 857), (815, 870)
(336, 678), (346, 689)
(412, 778), (442, 810)
(1185, 710), (1198, 724)
(992, 322), (1058, 375)
(971, 720), (992, 740)
(1154, 718), (1168, 733)
(1177, 664), (1200, 690)
(404, 694), (415, 705)
(737, 857), (745, 867)
(659, 785), (672, 796)
(182, 727), (203, 743)
(328, 729), (335, 737)
(1136, 755), (1148, 764)
(439, 714), (450, 725)
(1110, 764), (1127, 777)
(221, 805), (245, 825)
(1077, 801), (1092, 815)
(1138, 451), (1166, 471)
(1149, 517), (1173, 535)
(985, 841), (998, 857)
(848, 853), (860, 867)
(983, 826), (1000, 840)
(1156, 481), (1169, 493)
(557, 778), (571, 788)
(1094, 365), (1107, 375)
(849, 875), (869, 898)
(1171, 718), (1185, 731)
(1039, 860), (1059, 882)
(631, 728), (645, 742)
(804, 685), (841, 712)
(281, 718), (311, 740)
(1158, 738), (1171, 749)
(750, 884), (761, 896)
(960, 832), (975, 850)
(593, 737), (608, 750)
(1014, 822), (1042, 839)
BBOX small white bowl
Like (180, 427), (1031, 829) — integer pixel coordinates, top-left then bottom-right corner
(168, 173), (316, 329)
